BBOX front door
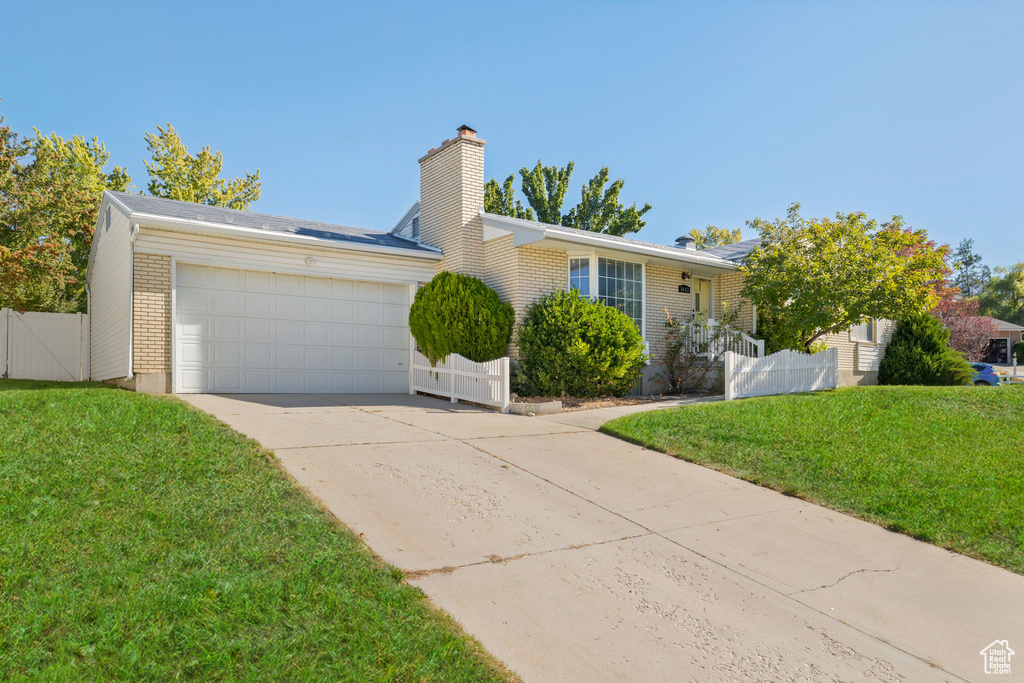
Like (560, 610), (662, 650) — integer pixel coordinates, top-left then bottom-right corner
(693, 278), (712, 318)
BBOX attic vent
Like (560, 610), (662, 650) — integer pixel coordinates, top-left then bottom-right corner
(411, 216), (420, 240)
(104, 207), (111, 232)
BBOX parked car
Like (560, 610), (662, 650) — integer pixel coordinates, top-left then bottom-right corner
(970, 363), (1001, 386)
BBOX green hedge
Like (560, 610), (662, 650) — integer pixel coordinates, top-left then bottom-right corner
(1014, 340), (1024, 364)
(878, 313), (973, 386)
(408, 272), (513, 364)
(516, 290), (647, 397)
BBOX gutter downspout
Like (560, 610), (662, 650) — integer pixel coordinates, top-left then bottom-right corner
(127, 222), (140, 379)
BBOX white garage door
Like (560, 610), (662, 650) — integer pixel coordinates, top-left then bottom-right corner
(174, 263), (411, 393)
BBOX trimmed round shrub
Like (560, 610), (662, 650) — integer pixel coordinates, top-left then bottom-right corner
(1014, 340), (1024, 364)
(409, 271), (514, 364)
(516, 290), (648, 397)
(878, 313), (973, 386)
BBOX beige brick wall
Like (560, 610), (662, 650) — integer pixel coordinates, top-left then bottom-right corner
(645, 264), (692, 364)
(133, 253), (172, 374)
(514, 246), (567, 324)
(820, 319), (896, 386)
(714, 271), (754, 333)
(418, 135), (486, 278)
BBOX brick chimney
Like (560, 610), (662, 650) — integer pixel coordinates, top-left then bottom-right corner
(418, 125), (486, 276)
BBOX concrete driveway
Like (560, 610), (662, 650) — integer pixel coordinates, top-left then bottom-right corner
(181, 393), (1024, 682)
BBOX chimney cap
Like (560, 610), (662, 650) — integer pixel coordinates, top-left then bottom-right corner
(457, 124), (477, 137)
(675, 235), (697, 250)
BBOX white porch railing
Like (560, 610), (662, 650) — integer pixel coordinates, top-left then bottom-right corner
(724, 348), (839, 400)
(410, 350), (511, 413)
(686, 318), (764, 358)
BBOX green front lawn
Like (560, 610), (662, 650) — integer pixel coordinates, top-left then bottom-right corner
(602, 385), (1024, 574)
(0, 380), (512, 681)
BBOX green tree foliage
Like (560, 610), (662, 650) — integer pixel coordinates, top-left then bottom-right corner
(408, 271), (514, 365)
(688, 225), (742, 249)
(562, 167), (652, 236)
(1, 121), (130, 312)
(516, 290), (647, 397)
(951, 238), (991, 298)
(485, 161), (652, 236)
(878, 313), (974, 386)
(145, 123), (261, 210)
(483, 174), (534, 220)
(979, 262), (1024, 327)
(1013, 340), (1024, 364)
(518, 160), (573, 225)
(741, 203), (950, 352)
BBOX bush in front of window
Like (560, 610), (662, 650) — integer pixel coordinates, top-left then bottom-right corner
(516, 290), (647, 397)
(878, 313), (973, 386)
(1014, 340), (1024, 364)
(409, 271), (514, 365)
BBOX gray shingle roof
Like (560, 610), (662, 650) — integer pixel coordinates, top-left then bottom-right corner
(107, 191), (437, 253)
(699, 238), (762, 262)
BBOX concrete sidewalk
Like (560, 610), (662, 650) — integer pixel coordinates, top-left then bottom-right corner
(181, 392), (1024, 682)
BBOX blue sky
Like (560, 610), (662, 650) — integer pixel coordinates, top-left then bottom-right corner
(5, 1), (1022, 267)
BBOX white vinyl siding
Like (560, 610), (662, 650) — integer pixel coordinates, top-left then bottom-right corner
(86, 201), (133, 380)
(175, 263), (412, 393)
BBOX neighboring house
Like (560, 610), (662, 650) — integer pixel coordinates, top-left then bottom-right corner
(87, 125), (888, 395)
(983, 317), (1024, 364)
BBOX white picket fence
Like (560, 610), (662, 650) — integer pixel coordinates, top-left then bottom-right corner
(1, 308), (90, 382)
(724, 347), (838, 400)
(410, 350), (511, 413)
(687, 318), (765, 358)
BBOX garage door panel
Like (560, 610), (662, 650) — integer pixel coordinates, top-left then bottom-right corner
(304, 277), (329, 297)
(303, 323), (329, 346)
(245, 270), (273, 292)
(382, 304), (407, 326)
(302, 299), (329, 321)
(275, 321), (300, 344)
(276, 274), (301, 295)
(332, 326), (355, 346)
(382, 328), (406, 349)
(213, 291), (242, 314)
(246, 345), (273, 367)
(245, 293), (274, 316)
(331, 301), (355, 323)
(214, 267), (243, 289)
(178, 263), (210, 286)
(357, 327), (382, 348)
(357, 303), (381, 325)
(175, 264), (411, 393)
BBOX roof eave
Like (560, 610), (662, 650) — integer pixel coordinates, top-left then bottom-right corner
(129, 211), (442, 260)
(479, 210), (739, 271)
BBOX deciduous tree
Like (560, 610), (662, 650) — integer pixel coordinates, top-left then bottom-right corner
(484, 161), (652, 236)
(979, 263), (1024, 326)
(931, 283), (998, 361)
(144, 123), (261, 210)
(484, 174), (534, 220)
(741, 203), (950, 352)
(688, 225), (742, 249)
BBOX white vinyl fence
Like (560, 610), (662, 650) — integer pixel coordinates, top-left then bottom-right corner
(1, 308), (90, 382)
(724, 347), (838, 400)
(410, 350), (510, 413)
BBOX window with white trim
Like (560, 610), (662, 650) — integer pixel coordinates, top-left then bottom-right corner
(567, 255), (644, 331)
(569, 258), (590, 296)
(850, 318), (875, 343)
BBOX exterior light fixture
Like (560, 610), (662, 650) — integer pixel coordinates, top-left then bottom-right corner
(304, 257), (316, 265)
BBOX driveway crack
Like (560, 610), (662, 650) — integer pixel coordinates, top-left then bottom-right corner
(789, 567), (900, 596)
